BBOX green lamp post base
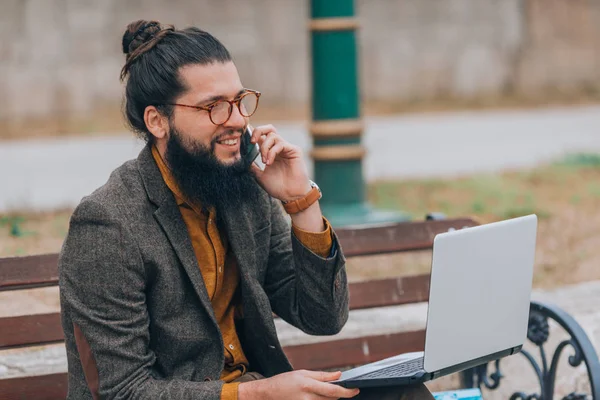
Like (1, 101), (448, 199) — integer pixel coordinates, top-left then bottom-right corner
(309, 0), (411, 228)
(320, 202), (410, 228)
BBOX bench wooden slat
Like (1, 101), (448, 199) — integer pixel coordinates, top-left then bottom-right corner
(0, 313), (64, 350)
(0, 253), (59, 291)
(2, 275), (430, 348)
(0, 373), (68, 400)
(283, 330), (426, 371)
(0, 218), (479, 391)
(336, 218), (478, 257)
(0, 275), (429, 348)
(0, 331), (425, 394)
(348, 274), (429, 310)
(0, 219), (477, 292)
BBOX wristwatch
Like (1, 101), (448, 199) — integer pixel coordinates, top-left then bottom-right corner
(282, 180), (322, 214)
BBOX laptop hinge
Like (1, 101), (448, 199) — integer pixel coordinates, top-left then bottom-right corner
(511, 344), (523, 355)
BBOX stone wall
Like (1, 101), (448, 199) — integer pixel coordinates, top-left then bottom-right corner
(1, 0), (599, 134)
(516, 0), (600, 93)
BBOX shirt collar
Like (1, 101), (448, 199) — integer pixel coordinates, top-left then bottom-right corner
(151, 144), (189, 207)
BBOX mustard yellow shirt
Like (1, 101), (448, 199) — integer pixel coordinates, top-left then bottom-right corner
(151, 146), (332, 399)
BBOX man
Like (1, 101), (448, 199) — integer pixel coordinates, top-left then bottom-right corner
(58, 20), (435, 400)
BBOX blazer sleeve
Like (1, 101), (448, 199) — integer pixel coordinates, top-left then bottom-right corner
(58, 199), (223, 400)
(262, 197), (349, 335)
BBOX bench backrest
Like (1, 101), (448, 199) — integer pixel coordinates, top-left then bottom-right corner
(0, 217), (479, 398)
(0, 253), (67, 399)
(283, 218), (479, 369)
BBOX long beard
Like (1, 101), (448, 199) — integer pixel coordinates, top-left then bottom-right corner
(164, 125), (261, 214)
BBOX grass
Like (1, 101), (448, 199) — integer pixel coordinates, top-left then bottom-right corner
(0, 210), (72, 258)
(2, 153), (600, 289)
(557, 153), (600, 167)
(367, 154), (600, 223)
(369, 171), (553, 222)
(350, 154), (600, 288)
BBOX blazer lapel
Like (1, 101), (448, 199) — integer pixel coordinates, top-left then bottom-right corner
(221, 197), (287, 361)
(137, 145), (218, 328)
(220, 195), (276, 320)
(220, 201), (257, 285)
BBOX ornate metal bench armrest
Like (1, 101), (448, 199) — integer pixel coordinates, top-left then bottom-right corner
(461, 300), (600, 400)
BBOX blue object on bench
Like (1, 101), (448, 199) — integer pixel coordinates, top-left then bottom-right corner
(433, 388), (483, 400)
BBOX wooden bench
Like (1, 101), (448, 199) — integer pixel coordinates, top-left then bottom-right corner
(281, 217), (600, 399)
(1, 218), (599, 399)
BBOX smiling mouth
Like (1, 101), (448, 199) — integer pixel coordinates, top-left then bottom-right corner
(217, 138), (238, 146)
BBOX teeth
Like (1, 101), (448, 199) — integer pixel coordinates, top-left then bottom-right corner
(220, 139), (237, 145)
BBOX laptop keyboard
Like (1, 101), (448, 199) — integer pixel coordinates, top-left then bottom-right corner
(355, 357), (424, 379)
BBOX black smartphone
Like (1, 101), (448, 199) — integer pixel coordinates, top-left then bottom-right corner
(242, 125), (265, 171)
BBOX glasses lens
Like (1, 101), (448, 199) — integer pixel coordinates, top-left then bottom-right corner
(240, 92), (258, 117)
(210, 101), (231, 125)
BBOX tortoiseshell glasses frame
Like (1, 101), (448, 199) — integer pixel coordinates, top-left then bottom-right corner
(165, 89), (261, 125)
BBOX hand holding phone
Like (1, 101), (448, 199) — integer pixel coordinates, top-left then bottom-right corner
(243, 124), (265, 171)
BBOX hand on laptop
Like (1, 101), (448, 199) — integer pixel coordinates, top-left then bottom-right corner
(238, 370), (360, 399)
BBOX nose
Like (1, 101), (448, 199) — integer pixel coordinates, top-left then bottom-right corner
(223, 103), (247, 130)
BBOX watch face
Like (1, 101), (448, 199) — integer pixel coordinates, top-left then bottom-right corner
(311, 181), (321, 192)
(309, 180), (323, 199)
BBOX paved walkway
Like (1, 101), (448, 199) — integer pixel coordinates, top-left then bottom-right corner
(2, 106), (600, 213)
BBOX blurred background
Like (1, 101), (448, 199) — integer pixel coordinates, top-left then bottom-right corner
(1, 0), (600, 397)
(3, 0), (600, 137)
(3, 0), (600, 281)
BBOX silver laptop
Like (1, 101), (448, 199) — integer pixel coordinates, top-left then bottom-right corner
(333, 214), (538, 388)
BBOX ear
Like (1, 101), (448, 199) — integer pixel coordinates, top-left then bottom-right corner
(144, 105), (168, 140)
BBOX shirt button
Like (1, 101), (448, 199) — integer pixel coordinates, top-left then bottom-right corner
(229, 344), (235, 350)
(219, 266), (223, 273)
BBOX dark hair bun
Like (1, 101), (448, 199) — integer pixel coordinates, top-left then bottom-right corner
(122, 20), (162, 56)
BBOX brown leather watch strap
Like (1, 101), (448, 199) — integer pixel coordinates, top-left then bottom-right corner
(282, 186), (322, 214)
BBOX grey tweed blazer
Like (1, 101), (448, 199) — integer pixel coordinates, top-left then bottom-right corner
(58, 144), (349, 399)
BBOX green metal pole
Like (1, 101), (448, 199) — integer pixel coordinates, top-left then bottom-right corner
(309, 0), (408, 227)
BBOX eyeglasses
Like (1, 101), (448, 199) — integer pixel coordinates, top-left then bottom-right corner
(165, 89), (261, 125)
